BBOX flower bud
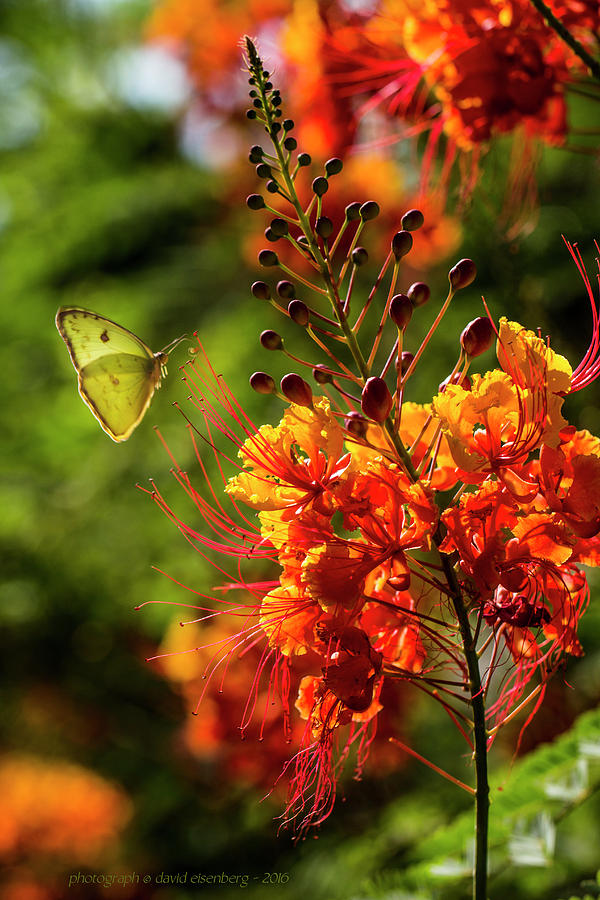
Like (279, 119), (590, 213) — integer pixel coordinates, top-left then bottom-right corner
(361, 377), (393, 422)
(283, 119), (294, 131)
(264, 227), (279, 243)
(312, 176), (329, 196)
(316, 216), (333, 239)
(389, 293), (412, 330)
(325, 157), (343, 175)
(277, 280), (295, 299)
(256, 163), (272, 179)
(270, 218), (288, 237)
(266, 180), (279, 194)
(284, 137), (297, 151)
(281, 373), (313, 407)
(401, 209), (424, 231)
(298, 153), (312, 167)
(360, 201), (380, 221)
(460, 317), (495, 358)
(250, 372), (276, 394)
(449, 258), (477, 290)
(499, 567), (529, 593)
(251, 280), (271, 300)
(345, 202), (361, 221)
(260, 330), (283, 350)
(313, 365), (333, 384)
(400, 351), (414, 375)
(258, 249), (278, 267)
(246, 193), (265, 210)
(345, 411), (368, 438)
(352, 246), (368, 266)
(288, 299), (309, 326)
(439, 373), (472, 392)
(391, 230), (413, 260)
(407, 281), (430, 307)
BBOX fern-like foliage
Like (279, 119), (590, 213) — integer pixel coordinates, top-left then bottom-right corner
(357, 708), (600, 899)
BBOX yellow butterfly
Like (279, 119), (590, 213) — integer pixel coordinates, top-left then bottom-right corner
(56, 307), (183, 442)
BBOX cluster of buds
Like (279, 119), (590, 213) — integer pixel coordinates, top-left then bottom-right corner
(146, 41), (600, 834)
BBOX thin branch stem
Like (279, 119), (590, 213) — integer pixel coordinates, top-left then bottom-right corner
(390, 737), (476, 794)
(528, 0), (600, 82)
(438, 547), (489, 900)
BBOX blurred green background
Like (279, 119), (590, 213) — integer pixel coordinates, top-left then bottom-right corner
(2, 2), (600, 899)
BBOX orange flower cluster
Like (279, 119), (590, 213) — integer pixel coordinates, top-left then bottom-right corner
(144, 45), (600, 833)
(0, 756), (131, 898)
(157, 613), (410, 789)
(148, 0), (599, 214)
(0, 756), (131, 861)
(345, 0), (598, 149)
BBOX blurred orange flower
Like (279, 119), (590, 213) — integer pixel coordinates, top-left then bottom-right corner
(0, 756), (131, 863)
(148, 0), (600, 224)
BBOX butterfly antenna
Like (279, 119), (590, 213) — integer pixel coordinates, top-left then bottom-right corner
(160, 334), (194, 356)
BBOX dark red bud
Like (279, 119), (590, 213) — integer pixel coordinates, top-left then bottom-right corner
(345, 411), (368, 438)
(361, 377), (393, 422)
(325, 157), (343, 176)
(260, 330), (283, 350)
(313, 365), (333, 384)
(251, 281), (271, 300)
(276, 280), (295, 299)
(400, 351), (414, 375)
(250, 372), (276, 394)
(407, 282), (430, 307)
(258, 249), (278, 267)
(352, 246), (368, 266)
(449, 258), (477, 289)
(312, 176), (329, 196)
(439, 373), (472, 392)
(288, 300), (309, 326)
(401, 208), (425, 231)
(280, 373), (313, 407)
(246, 193), (265, 210)
(391, 230), (413, 260)
(316, 216), (333, 239)
(360, 201), (380, 221)
(499, 567), (529, 593)
(389, 293), (412, 330)
(270, 218), (288, 237)
(345, 202), (361, 221)
(460, 317), (495, 358)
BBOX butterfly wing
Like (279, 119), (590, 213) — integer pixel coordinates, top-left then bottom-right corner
(56, 307), (163, 442)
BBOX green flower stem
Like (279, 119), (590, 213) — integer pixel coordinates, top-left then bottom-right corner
(528, 0), (600, 82)
(439, 548), (489, 900)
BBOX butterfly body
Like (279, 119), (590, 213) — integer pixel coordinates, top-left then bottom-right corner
(56, 307), (169, 442)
